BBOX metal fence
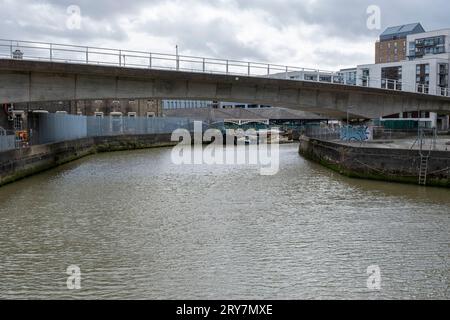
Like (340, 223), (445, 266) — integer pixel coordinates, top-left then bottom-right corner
(302, 126), (340, 140)
(86, 116), (193, 137)
(0, 127), (15, 152)
(34, 113), (87, 144)
(1, 39), (448, 97)
(29, 113), (196, 145)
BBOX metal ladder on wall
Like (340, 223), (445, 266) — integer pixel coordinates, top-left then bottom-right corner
(416, 128), (436, 186)
(418, 154), (429, 186)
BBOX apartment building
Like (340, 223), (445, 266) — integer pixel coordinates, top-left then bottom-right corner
(375, 23), (425, 64)
(357, 26), (450, 130)
(407, 29), (450, 60)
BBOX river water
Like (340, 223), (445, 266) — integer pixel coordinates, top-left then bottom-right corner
(0, 144), (448, 299)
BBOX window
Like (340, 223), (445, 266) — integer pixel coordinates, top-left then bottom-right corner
(319, 75), (332, 82)
(413, 35), (446, 58)
(362, 69), (370, 87)
(438, 63), (449, 91)
(381, 66), (402, 90)
(416, 64), (430, 93)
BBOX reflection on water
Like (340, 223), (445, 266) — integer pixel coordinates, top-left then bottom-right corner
(0, 144), (448, 299)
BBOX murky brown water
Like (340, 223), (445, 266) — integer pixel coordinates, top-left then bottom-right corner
(0, 144), (448, 299)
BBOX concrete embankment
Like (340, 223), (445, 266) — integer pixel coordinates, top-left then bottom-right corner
(0, 134), (175, 187)
(298, 137), (450, 188)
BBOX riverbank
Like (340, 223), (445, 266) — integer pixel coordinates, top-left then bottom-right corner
(298, 136), (450, 188)
(0, 134), (175, 187)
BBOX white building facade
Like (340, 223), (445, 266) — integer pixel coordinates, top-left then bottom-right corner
(356, 28), (450, 129)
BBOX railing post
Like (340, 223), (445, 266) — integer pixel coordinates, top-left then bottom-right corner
(10, 40), (13, 59)
(86, 47), (89, 64)
(248, 62), (250, 76)
(267, 64), (270, 76)
(119, 50), (122, 66)
(394, 80), (397, 91)
(50, 43), (53, 62)
(226, 60), (229, 74)
(202, 58), (205, 72)
(149, 53), (152, 68)
(285, 66), (288, 79)
(123, 54), (126, 67)
(317, 69), (320, 82)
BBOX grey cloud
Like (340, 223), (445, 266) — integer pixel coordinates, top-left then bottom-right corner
(136, 16), (269, 61)
(0, 0), (129, 43)
(231, 0), (450, 38)
(313, 48), (370, 69)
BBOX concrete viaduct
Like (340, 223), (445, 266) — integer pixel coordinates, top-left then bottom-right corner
(1, 59), (450, 119)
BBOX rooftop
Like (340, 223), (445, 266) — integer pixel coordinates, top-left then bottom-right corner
(380, 23), (425, 41)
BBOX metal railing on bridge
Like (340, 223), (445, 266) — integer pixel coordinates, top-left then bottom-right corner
(1, 39), (448, 98)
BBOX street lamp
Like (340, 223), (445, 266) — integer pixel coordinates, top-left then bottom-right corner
(176, 45), (179, 71)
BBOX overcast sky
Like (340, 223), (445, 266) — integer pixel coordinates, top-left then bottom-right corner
(1, 0), (449, 70)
